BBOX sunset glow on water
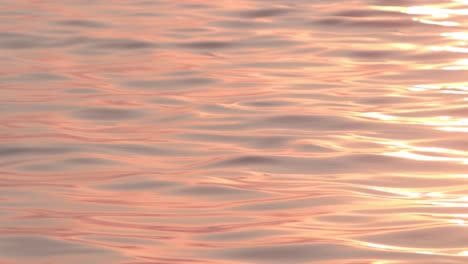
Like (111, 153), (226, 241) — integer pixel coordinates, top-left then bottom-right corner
(0, 0), (467, 263)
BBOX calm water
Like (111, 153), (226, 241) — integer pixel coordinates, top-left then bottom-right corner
(1, 0), (468, 263)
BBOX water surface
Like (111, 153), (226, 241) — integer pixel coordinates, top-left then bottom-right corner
(1, 0), (468, 263)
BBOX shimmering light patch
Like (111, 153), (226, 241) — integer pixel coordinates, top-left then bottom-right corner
(406, 6), (444, 15)
(408, 84), (442, 91)
(424, 117), (468, 127)
(371, 189), (444, 199)
(355, 241), (443, 257)
(416, 251), (436, 255)
(426, 192), (444, 197)
(431, 201), (468, 207)
(438, 127), (468, 132)
(406, 6), (468, 16)
(365, 242), (395, 250)
(442, 66), (468, 70)
(453, 0), (468, 4)
(384, 150), (468, 164)
(361, 112), (399, 121)
(429, 45), (468, 53)
(450, 219), (465, 225)
(444, 59), (468, 69)
(372, 5), (407, 12)
(454, 214), (468, 218)
(362, 109), (468, 132)
(442, 32), (468, 41)
(382, 141), (467, 155)
(380, 140), (468, 164)
(370, 187), (422, 198)
(430, 46), (445, 52)
(389, 43), (419, 50)
(430, 196), (468, 207)
(442, 59), (468, 70)
(413, 18), (459, 27)
(408, 83), (468, 94)
(442, 90), (467, 94)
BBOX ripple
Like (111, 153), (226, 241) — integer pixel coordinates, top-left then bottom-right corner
(237, 8), (292, 18)
(0, 145), (74, 157)
(0, 236), (112, 258)
(0, 32), (52, 49)
(178, 41), (234, 49)
(85, 38), (155, 50)
(124, 77), (217, 90)
(0, 73), (69, 83)
(358, 226), (468, 248)
(172, 185), (268, 200)
(96, 177), (179, 191)
(55, 19), (108, 28)
(72, 107), (144, 120)
(208, 243), (460, 263)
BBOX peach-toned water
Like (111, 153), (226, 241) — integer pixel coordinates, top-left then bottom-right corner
(1, 0), (467, 263)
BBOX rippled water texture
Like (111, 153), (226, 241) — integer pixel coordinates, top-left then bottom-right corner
(1, 0), (468, 263)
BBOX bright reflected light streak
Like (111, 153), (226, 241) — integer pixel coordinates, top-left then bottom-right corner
(451, 219), (465, 225)
(370, 188), (442, 199)
(362, 112), (399, 121)
(408, 84), (443, 91)
(442, 90), (468, 94)
(390, 43), (419, 50)
(425, 117), (468, 126)
(408, 84), (468, 94)
(417, 251), (435, 255)
(382, 141), (467, 155)
(406, 6), (468, 15)
(428, 118), (468, 127)
(430, 196), (468, 207)
(443, 59), (468, 70)
(438, 127), (468, 132)
(431, 201), (468, 207)
(443, 66), (468, 70)
(426, 192), (444, 197)
(384, 151), (468, 164)
(361, 107), (468, 132)
(413, 18), (459, 27)
(352, 240), (449, 257)
(454, 214), (468, 218)
(366, 243), (395, 250)
(430, 45), (468, 53)
(442, 32), (468, 40)
(381, 141), (468, 164)
(370, 187), (422, 198)
(445, 46), (468, 53)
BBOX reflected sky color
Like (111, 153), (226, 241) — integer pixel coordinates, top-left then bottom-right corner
(0, 0), (468, 263)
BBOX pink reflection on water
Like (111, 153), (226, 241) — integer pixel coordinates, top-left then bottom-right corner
(0, 0), (468, 263)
